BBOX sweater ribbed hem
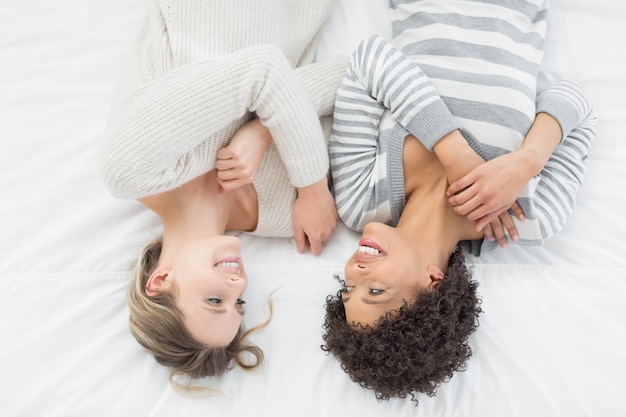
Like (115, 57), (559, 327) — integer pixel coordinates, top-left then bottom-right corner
(405, 100), (461, 151)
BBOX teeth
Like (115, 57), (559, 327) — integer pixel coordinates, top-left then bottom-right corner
(215, 261), (239, 269)
(358, 245), (381, 255)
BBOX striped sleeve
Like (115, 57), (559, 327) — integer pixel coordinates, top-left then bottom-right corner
(330, 35), (460, 230)
(520, 80), (598, 244)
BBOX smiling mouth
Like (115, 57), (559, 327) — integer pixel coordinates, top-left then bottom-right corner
(215, 261), (239, 269)
(214, 256), (241, 270)
(357, 245), (382, 255)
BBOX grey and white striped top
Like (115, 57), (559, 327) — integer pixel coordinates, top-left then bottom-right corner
(330, 0), (597, 254)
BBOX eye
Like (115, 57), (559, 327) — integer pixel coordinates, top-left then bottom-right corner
(206, 298), (222, 305)
(369, 289), (385, 295)
(340, 286), (354, 294)
(236, 298), (246, 306)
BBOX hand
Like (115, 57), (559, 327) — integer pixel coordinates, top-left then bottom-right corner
(447, 151), (528, 231)
(432, 130), (526, 245)
(292, 178), (338, 255)
(482, 204), (524, 248)
(215, 119), (272, 192)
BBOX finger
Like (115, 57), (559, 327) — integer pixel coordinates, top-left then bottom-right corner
(217, 178), (243, 192)
(469, 199), (510, 223)
(453, 193), (484, 217)
(447, 173), (476, 196)
(217, 147), (233, 161)
(500, 211), (519, 242)
(216, 168), (238, 181)
(489, 219), (507, 248)
(510, 201), (525, 221)
(483, 224), (495, 241)
(215, 158), (236, 171)
(474, 211), (501, 232)
(447, 185), (476, 207)
(293, 227), (307, 254)
(309, 235), (323, 256)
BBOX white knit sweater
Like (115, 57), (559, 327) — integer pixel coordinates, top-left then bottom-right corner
(99, 0), (349, 237)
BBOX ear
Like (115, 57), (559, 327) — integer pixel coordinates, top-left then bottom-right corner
(426, 266), (445, 290)
(145, 265), (173, 296)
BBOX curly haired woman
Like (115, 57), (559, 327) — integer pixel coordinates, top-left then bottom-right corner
(322, 0), (597, 403)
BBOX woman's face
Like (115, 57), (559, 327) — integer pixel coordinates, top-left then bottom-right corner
(341, 222), (438, 328)
(168, 235), (249, 347)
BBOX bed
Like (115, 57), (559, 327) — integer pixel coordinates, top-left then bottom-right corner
(1, 0), (624, 416)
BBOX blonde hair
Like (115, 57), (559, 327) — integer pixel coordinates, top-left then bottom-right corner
(127, 239), (270, 384)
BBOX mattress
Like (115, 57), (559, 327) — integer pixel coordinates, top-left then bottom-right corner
(1, 0), (624, 416)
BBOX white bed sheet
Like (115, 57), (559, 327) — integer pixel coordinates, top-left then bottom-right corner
(1, 0), (625, 416)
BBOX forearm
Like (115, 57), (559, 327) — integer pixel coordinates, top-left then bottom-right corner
(519, 80), (596, 179)
(295, 55), (350, 118)
(100, 44), (328, 197)
(517, 112), (563, 179)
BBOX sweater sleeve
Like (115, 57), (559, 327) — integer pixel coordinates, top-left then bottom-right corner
(519, 80), (598, 243)
(470, 80), (598, 255)
(100, 43), (329, 199)
(342, 35), (460, 150)
(294, 55), (350, 118)
(330, 35), (461, 230)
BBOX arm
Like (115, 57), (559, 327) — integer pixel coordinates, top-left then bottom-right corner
(100, 43), (329, 199)
(331, 35), (468, 230)
(216, 56), (350, 193)
(448, 80), (597, 245)
(294, 55), (350, 119)
(340, 35), (461, 151)
(337, 35), (483, 187)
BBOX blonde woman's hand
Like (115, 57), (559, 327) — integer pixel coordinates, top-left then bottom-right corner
(216, 119), (272, 192)
(293, 178), (338, 255)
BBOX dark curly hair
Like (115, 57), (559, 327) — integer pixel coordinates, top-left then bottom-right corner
(321, 248), (482, 403)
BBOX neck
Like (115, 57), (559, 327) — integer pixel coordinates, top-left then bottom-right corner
(140, 171), (258, 251)
(399, 137), (483, 269)
(397, 182), (464, 268)
(160, 173), (230, 245)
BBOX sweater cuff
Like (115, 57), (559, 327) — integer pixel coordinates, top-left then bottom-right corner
(536, 93), (580, 143)
(405, 99), (462, 151)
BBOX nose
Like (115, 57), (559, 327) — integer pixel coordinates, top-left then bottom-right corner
(226, 275), (245, 286)
(349, 259), (367, 271)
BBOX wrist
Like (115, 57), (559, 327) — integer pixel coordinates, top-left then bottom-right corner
(249, 118), (272, 147)
(432, 130), (473, 168)
(520, 112), (563, 177)
(297, 177), (329, 196)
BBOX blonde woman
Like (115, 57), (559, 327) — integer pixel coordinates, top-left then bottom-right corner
(100, 0), (348, 381)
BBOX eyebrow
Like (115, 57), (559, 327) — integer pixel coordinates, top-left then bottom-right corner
(203, 306), (244, 316)
(341, 296), (389, 305)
